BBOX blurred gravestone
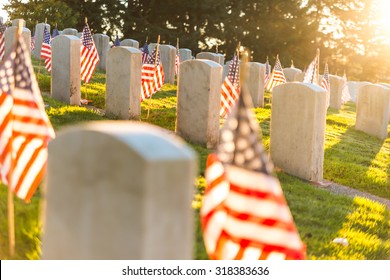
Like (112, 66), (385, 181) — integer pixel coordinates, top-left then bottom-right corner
(41, 121), (196, 259)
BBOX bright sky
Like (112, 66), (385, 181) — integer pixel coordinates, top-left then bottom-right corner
(0, 0), (8, 21)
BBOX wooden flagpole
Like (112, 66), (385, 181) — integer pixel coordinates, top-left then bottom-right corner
(146, 35), (160, 119)
(7, 21), (24, 258)
(240, 48), (249, 99)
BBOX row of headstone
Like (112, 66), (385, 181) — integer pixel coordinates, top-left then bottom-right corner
(4, 25), (31, 58)
(32, 23), (50, 59)
(196, 52), (224, 65)
(92, 34), (110, 70)
(45, 82), (331, 261)
(356, 84), (390, 140)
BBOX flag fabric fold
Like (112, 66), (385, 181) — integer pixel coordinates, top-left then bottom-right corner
(303, 53), (319, 84)
(201, 88), (306, 260)
(264, 57), (271, 89)
(140, 45), (164, 101)
(113, 34), (120, 47)
(320, 63), (330, 108)
(175, 43), (180, 76)
(51, 27), (60, 38)
(0, 21), (7, 60)
(40, 25), (52, 72)
(266, 56), (286, 92)
(31, 28), (35, 51)
(220, 55), (240, 118)
(0, 33), (55, 202)
(80, 23), (100, 83)
(141, 42), (150, 64)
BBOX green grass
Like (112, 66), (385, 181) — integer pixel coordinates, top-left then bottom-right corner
(0, 61), (389, 260)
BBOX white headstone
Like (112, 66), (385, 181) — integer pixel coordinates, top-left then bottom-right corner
(41, 121), (196, 259)
(33, 23), (50, 58)
(51, 35), (81, 105)
(159, 44), (176, 84)
(270, 83), (327, 182)
(244, 62), (265, 108)
(196, 52), (220, 64)
(120, 39), (139, 49)
(176, 59), (222, 148)
(216, 53), (225, 65)
(11, 19), (26, 27)
(179, 48), (192, 62)
(62, 28), (78, 36)
(283, 67), (302, 82)
(93, 34), (110, 71)
(356, 84), (390, 140)
(106, 47), (142, 120)
(329, 74), (344, 110)
(4, 26), (31, 58)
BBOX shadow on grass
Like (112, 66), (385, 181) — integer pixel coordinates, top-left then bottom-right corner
(193, 171), (390, 260)
(275, 173), (390, 259)
(324, 125), (389, 199)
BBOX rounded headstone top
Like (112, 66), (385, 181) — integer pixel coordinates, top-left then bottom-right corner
(53, 121), (196, 161)
(182, 58), (222, 69)
(360, 83), (390, 93)
(273, 81), (326, 94)
(108, 46), (141, 54)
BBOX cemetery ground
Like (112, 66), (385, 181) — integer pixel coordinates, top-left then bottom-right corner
(0, 58), (389, 260)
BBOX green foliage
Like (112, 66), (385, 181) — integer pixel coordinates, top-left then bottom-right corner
(4, 0), (390, 81)
(3, 0), (79, 31)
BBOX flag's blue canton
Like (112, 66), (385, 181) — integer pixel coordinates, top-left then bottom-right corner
(0, 21), (6, 33)
(52, 28), (59, 38)
(81, 25), (94, 50)
(228, 55), (239, 86)
(43, 26), (51, 44)
(146, 47), (160, 65)
(114, 35), (120, 46)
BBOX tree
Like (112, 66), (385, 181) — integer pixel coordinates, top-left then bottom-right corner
(3, 0), (79, 31)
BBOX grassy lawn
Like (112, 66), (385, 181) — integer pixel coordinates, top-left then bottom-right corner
(0, 61), (389, 260)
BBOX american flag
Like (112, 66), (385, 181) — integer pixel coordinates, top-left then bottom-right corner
(264, 57), (271, 88)
(220, 55), (240, 118)
(141, 42), (149, 64)
(0, 33), (55, 202)
(140, 45), (164, 101)
(303, 52), (319, 84)
(31, 28), (35, 51)
(201, 89), (306, 260)
(0, 21), (7, 60)
(40, 25), (52, 72)
(80, 23), (99, 83)
(320, 63), (330, 93)
(113, 34), (120, 47)
(175, 42), (180, 76)
(266, 55), (286, 92)
(52, 27), (60, 38)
